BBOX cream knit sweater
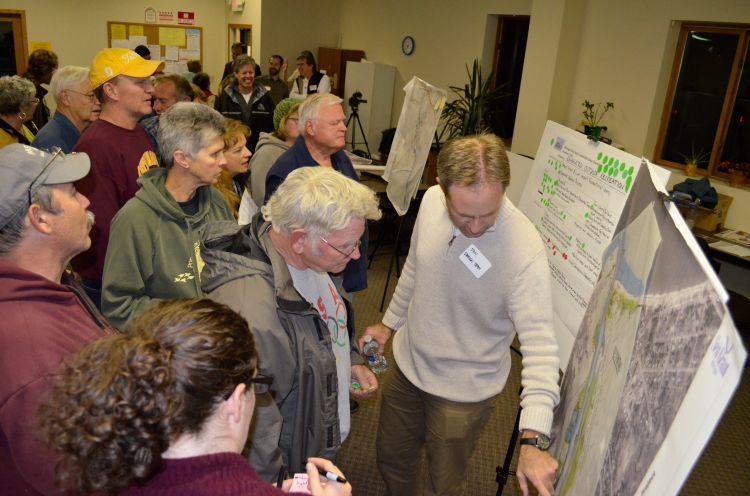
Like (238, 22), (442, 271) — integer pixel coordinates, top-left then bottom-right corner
(382, 186), (560, 435)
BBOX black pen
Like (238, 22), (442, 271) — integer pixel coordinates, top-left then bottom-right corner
(319, 469), (348, 484)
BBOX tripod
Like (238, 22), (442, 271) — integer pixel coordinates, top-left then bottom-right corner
(346, 106), (371, 158)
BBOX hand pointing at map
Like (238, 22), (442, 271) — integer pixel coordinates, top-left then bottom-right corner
(517, 443), (558, 496)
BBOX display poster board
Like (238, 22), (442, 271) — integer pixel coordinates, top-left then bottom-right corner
(519, 121), (746, 494)
(107, 21), (202, 75)
(550, 162), (746, 495)
(519, 121), (641, 367)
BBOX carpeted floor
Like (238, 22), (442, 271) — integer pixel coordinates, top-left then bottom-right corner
(337, 221), (750, 495)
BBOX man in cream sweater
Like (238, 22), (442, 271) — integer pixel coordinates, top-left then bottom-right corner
(361, 134), (560, 496)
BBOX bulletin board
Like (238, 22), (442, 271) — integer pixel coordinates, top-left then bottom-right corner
(107, 21), (202, 74)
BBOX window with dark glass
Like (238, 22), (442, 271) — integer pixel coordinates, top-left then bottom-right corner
(654, 23), (750, 180)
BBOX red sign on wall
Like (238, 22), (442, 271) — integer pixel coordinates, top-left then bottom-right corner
(177, 12), (195, 25)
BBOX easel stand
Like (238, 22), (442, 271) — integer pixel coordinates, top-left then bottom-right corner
(496, 387), (523, 495)
(496, 346), (523, 495)
(346, 107), (371, 158)
(377, 216), (405, 312)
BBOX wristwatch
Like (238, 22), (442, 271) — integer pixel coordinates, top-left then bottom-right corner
(519, 433), (551, 451)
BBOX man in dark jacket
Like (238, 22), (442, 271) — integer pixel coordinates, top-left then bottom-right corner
(201, 167), (381, 481)
(102, 102), (233, 330)
(0, 144), (112, 495)
(215, 55), (275, 152)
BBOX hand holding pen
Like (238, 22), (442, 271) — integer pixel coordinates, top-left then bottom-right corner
(306, 457), (351, 496)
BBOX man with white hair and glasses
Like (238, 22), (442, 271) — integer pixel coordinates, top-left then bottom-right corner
(31, 66), (101, 153)
(0, 144), (112, 494)
(201, 166), (382, 482)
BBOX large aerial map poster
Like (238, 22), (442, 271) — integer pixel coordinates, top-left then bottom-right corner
(550, 164), (746, 495)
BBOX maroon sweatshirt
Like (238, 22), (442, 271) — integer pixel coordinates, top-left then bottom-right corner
(0, 260), (111, 495)
(125, 452), (299, 496)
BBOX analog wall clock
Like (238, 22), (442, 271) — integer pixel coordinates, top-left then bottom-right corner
(402, 35), (415, 56)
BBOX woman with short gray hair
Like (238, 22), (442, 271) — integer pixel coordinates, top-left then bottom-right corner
(0, 76), (39, 147)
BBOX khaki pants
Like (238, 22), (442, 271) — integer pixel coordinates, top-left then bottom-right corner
(376, 362), (498, 496)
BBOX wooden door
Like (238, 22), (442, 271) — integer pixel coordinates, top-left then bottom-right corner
(318, 47), (365, 98)
(0, 10), (28, 76)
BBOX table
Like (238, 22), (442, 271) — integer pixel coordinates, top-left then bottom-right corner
(693, 228), (750, 271)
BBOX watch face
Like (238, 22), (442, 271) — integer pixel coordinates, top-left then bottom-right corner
(521, 434), (551, 451)
(537, 434), (551, 450)
(402, 36), (415, 56)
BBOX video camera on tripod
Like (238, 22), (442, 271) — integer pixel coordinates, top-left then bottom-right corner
(346, 91), (371, 157)
(348, 91), (367, 111)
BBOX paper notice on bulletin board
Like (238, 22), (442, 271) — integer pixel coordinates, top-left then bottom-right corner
(159, 27), (185, 47)
(163, 45), (179, 61)
(179, 49), (200, 61)
(148, 44), (161, 60)
(186, 29), (200, 50)
(164, 61), (188, 74)
(110, 23), (127, 40)
(129, 25), (144, 36)
(112, 39), (134, 49)
(129, 35), (147, 46)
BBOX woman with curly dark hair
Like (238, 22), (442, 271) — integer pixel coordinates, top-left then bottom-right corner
(39, 298), (351, 496)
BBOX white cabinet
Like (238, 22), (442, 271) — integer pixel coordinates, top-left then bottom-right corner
(343, 61), (395, 160)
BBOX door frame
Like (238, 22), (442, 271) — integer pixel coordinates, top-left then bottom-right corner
(0, 9), (28, 75)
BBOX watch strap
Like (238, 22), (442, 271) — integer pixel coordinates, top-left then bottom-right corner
(519, 434), (551, 451)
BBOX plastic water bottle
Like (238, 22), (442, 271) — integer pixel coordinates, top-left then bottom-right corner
(363, 335), (388, 374)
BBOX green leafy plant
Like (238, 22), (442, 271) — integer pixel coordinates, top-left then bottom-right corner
(439, 59), (508, 140)
(680, 144), (710, 167)
(581, 100), (614, 128)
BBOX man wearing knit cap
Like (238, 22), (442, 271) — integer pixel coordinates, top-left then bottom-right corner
(362, 134), (561, 496)
(71, 47), (163, 310)
(0, 145), (112, 494)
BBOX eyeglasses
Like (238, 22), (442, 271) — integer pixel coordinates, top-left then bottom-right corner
(286, 117), (299, 122)
(26, 97), (40, 106)
(320, 237), (361, 258)
(27, 148), (64, 208)
(67, 89), (97, 101)
(224, 373), (274, 400)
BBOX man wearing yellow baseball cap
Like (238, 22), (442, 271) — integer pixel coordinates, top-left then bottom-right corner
(71, 48), (164, 310)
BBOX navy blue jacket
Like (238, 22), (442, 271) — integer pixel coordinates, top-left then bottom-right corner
(265, 136), (370, 293)
(31, 112), (80, 153)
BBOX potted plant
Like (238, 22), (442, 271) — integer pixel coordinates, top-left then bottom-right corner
(438, 59), (508, 140)
(680, 145), (709, 177)
(727, 162), (748, 187)
(581, 100), (614, 139)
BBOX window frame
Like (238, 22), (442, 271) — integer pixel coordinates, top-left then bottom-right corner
(653, 22), (749, 180)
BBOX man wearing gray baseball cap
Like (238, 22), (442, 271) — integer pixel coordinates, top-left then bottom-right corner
(0, 144), (113, 494)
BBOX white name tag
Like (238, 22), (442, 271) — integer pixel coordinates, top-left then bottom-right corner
(459, 244), (491, 278)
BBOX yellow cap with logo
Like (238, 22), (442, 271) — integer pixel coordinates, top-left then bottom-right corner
(90, 48), (164, 89)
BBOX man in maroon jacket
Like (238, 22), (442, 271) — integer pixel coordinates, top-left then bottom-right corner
(72, 47), (164, 309)
(0, 144), (112, 495)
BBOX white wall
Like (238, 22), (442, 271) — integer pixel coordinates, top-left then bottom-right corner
(0, 0), (231, 91)
(338, 0), (531, 135)
(226, 0), (262, 61)
(256, 0), (342, 75)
